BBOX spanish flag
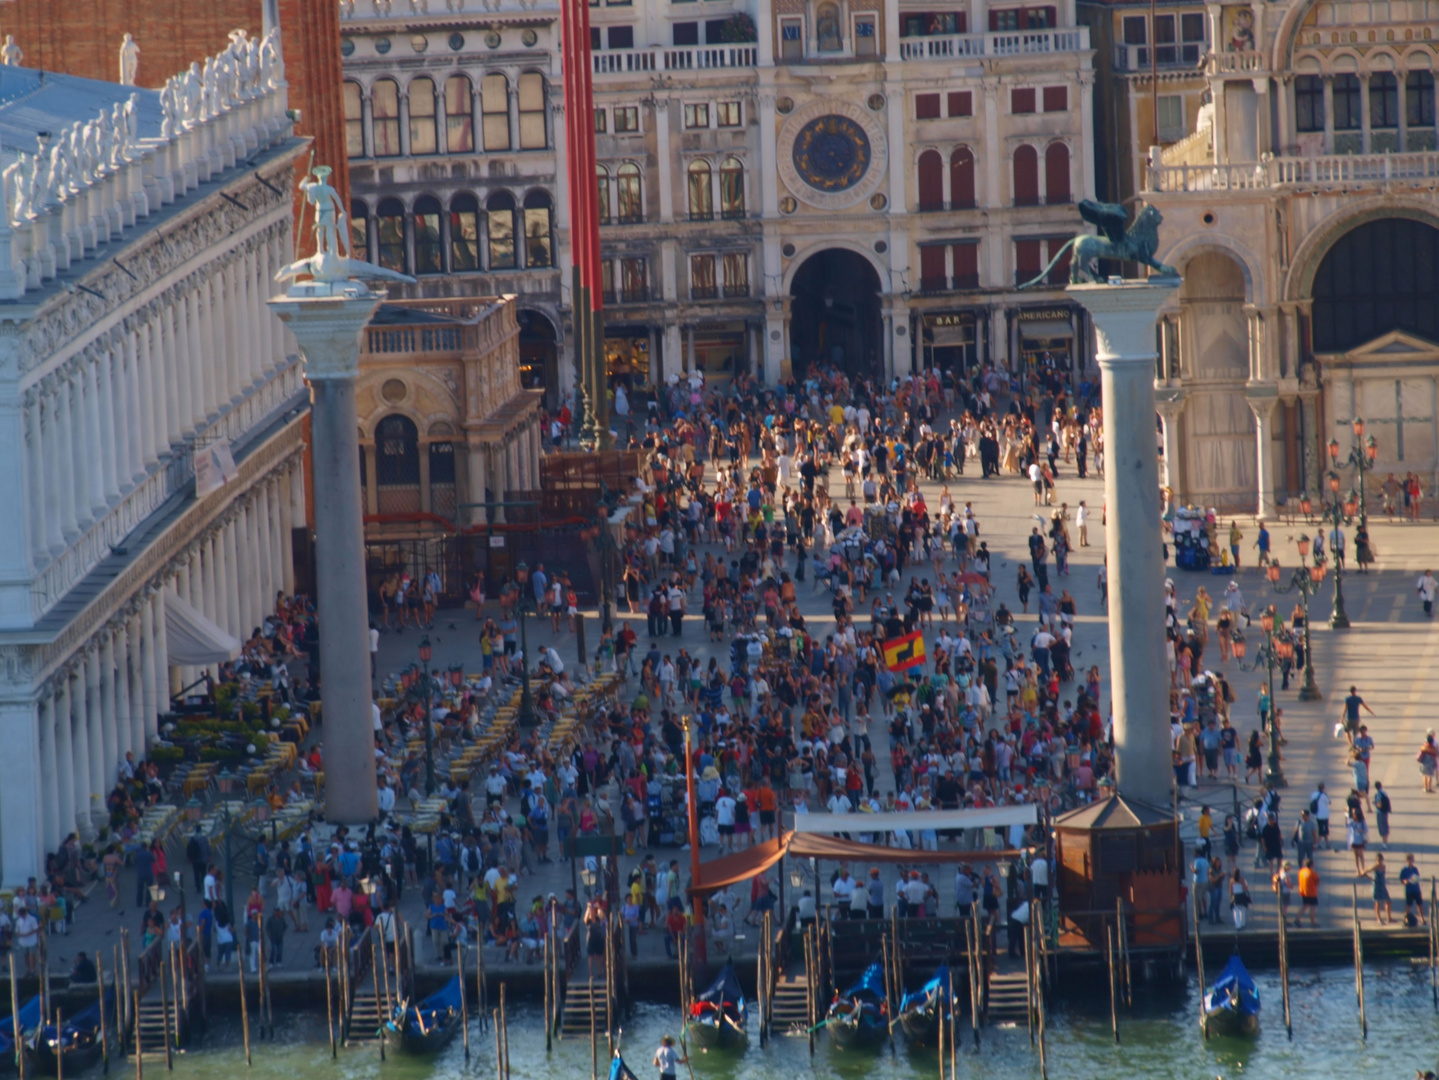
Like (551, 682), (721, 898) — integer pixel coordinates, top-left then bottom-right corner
(882, 630), (926, 672)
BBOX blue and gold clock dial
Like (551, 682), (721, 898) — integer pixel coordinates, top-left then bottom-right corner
(791, 114), (871, 192)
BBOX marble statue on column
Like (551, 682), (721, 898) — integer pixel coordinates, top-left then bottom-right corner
(118, 34), (140, 86)
(275, 165), (414, 291)
(0, 36), (22, 66)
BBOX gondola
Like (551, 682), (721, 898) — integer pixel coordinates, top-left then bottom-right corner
(382, 976), (465, 1055)
(824, 962), (888, 1051)
(686, 959), (747, 1050)
(1201, 954), (1260, 1037)
(898, 966), (951, 1046)
(34, 992), (114, 1076)
(0, 997), (41, 1079)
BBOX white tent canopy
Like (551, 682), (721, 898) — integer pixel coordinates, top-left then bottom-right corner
(791, 804), (1038, 835)
(163, 589), (240, 665)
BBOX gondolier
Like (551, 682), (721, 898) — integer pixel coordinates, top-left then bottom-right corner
(653, 1035), (687, 1080)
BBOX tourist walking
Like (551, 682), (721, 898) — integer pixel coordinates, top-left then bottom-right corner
(1359, 853), (1393, 924)
(1296, 859), (1319, 928)
(1229, 868), (1251, 930)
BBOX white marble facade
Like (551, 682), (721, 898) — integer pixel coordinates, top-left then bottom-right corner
(0, 38), (309, 885)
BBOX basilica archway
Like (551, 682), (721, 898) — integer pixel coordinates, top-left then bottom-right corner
(788, 248), (883, 380)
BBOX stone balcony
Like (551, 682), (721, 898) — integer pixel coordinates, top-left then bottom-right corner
(1146, 147), (1439, 193)
(592, 44), (758, 76)
(1203, 49), (1268, 77)
(898, 27), (1089, 61)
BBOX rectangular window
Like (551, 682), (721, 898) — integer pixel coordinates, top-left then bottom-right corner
(717, 101), (742, 127)
(608, 26), (634, 48)
(415, 210), (441, 273)
(1370, 74), (1399, 128)
(591, 27), (601, 50)
(1122, 15), (1147, 44)
(855, 14), (877, 56)
(409, 80), (438, 155)
(673, 21), (699, 45)
(596, 169), (611, 224)
(614, 106), (639, 132)
(1025, 6), (1053, 28)
(344, 82), (364, 157)
(780, 18), (803, 60)
(952, 241), (979, 289)
(1014, 238), (1042, 285)
(524, 208), (552, 268)
(902, 11), (964, 35)
(481, 74), (510, 151)
(595, 108), (608, 133)
(1153, 13), (1176, 63)
(1408, 71), (1436, 127)
(705, 19), (728, 43)
(1295, 75), (1324, 132)
(445, 76), (474, 153)
(684, 103), (710, 128)
(1334, 74), (1361, 130)
(1042, 86), (1067, 112)
(377, 214), (404, 271)
(1181, 12), (1205, 61)
(1156, 94), (1185, 141)
(691, 253), (717, 299)
(451, 208), (478, 270)
(990, 8), (1020, 30)
(1011, 87), (1036, 114)
(487, 209), (515, 269)
(919, 244), (947, 292)
(947, 91), (973, 117)
(722, 252), (749, 296)
(620, 257), (647, 302)
(372, 80), (400, 157)
(916, 93), (942, 120)
(518, 72), (547, 149)
(601, 259), (614, 301)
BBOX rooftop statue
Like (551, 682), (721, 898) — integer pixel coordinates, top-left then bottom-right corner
(1020, 199), (1179, 289)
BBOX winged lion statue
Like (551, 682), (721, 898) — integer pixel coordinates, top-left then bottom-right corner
(1019, 199), (1179, 289)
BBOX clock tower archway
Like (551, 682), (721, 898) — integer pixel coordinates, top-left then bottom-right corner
(789, 248), (884, 381)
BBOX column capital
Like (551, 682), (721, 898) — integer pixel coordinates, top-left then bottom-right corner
(1245, 390), (1280, 421)
(1067, 279), (1179, 365)
(268, 288), (384, 382)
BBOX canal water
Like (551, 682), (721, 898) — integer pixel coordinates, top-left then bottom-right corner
(158, 964), (1437, 1080)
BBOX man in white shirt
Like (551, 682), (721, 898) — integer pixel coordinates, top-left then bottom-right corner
(1418, 570), (1437, 617)
(831, 866), (857, 911)
(827, 790), (852, 816)
(1030, 853), (1050, 903)
(1076, 501), (1090, 547)
(715, 793), (737, 852)
(14, 910), (40, 974)
(377, 777), (397, 815)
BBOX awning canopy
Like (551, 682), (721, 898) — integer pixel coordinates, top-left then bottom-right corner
(163, 589), (240, 665)
(787, 832), (1024, 865)
(691, 832), (790, 898)
(792, 804), (1037, 835)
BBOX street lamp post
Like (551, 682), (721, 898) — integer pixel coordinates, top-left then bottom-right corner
(1232, 605), (1289, 789)
(1266, 537), (1328, 702)
(514, 562), (537, 728)
(1323, 421), (1379, 629)
(418, 637), (436, 795)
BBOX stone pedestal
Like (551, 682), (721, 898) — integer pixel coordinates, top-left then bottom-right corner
(1069, 280), (1178, 809)
(269, 282), (382, 824)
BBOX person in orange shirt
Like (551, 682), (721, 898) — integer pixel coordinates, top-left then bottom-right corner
(755, 779), (778, 842)
(1296, 858), (1320, 928)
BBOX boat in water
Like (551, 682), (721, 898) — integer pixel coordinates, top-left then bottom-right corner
(382, 976), (465, 1055)
(686, 959), (747, 1050)
(34, 992), (114, 1076)
(898, 966), (951, 1046)
(0, 997), (40, 1078)
(825, 963), (889, 1051)
(1202, 955), (1260, 1037)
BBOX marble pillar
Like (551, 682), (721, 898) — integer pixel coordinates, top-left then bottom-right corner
(1069, 280), (1178, 809)
(270, 282), (384, 824)
(1248, 394), (1280, 519)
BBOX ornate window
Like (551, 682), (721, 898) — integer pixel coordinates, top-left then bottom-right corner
(451, 193), (480, 270)
(409, 77), (438, 154)
(376, 197), (405, 271)
(446, 75), (474, 152)
(523, 191), (553, 268)
(482, 73), (511, 150)
(372, 78), (400, 157)
(720, 157), (745, 219)
(518, 72), (547, 148)
(375, 414), (421, 514)
(343, 81), (364, 157)
(1012, 144), (1039, 206)
(487, 191), (517, 269)
(596, 166), (612, 225)
(950, 147), (975, 208)
(1295, 75), (1324, 132)
(917, 149), (943, 211)
(1333, 74), (1361, 130)
(1369, 72), (1399, 129)
(350, 199), (369, 260)
(1045, 143), (1070, 204)
(617, 163), (643, 223)
(414, 195), (442, 274)
(687, 160), (713, 221)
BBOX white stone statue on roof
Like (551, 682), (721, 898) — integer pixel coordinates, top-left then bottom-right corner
(108, 103), (125, 167)
(160, 80), (177, 139)
(4, 159), (24, 225)
(123, 94), (140, 157)
(0, 35), (22, 67)
(259, 28), (284, 88)
(182, 62), (203, 127)
(119, 33), (140, 86)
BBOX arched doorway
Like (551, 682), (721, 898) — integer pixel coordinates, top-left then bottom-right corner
(518, 309), (559, 406)
(789, 249), (883, 380)
(375, 413), (421, 513)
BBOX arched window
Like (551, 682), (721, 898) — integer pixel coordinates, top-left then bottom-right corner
(350, 198), (370, 261)
(428, 423), (457, 518)
(375, 414), (421, 514)
(523, 191), (553, 268)
(518, 72), (547, 148)
(372, 78), (400, 157)
(687, 160), (713, 221)
(487, 192), (517, 269)
(917, 149), (943, 210)
(1408, 71), (1436, 130)
(414, 195), (443, 274)
(446, 75), (474, 153)
(408, 77), (438, 154)
(1369, 72), (1399, 129)
(482, 73), (510, 150)
(1044, 143), (1071, 203)
(596, 166), (611, 225)
(1333, 74), (1361, 130)
(720, 157), (745, 219)
(451, 193), (480, 270)
(617, 163), (643, 223)
(343, 81), (364, 157)
(950, 147), (975, 208)
(1012, 144), (1039, 205)
(376, 197), (405, 271)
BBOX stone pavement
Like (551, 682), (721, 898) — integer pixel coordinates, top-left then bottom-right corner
(28, 432), (1439, 993)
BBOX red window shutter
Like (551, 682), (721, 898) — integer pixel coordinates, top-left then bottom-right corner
(988, 9), (999, 30)
(917, 150), (944, 210)
(1016, 239), (1042, 280)
(952, 241), (979, 287)
(1042, 86), (1068, 112)
(919, 245), (948, 289)
(1046, 237), (1072, 284)
(1044, 143), (1071, 203)
(1012, 144), (1039, 205)
(950, 147), (975, 208)
(916, 93), (941, 120)
(1011, 87), (1036, 114)
(947, 91), (973, 117)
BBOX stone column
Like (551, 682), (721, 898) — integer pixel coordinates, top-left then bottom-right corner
(139, 589), (157, 744)
(127, 614), (146, 753)
(222, 516), (241, 637)
(0, 694), (42, 884)
(270, 281), (384, 824)
(77, 650), (98, 829)
(55, 676), (75, 839)
(153, 587), (172, 716)
(1069, 280), (1178, 809)
(1155, 391), (1186, 495)
(97, 348), (121, 503)
(100, 631), (118, 799)
(115, 624), (133, 765)
(1247, 393), (1279, 521)
(39, 690), (60, 854)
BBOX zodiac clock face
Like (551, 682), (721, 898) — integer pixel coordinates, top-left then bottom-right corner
(791, 114), (871, 192)
(777, 99), (888, 210)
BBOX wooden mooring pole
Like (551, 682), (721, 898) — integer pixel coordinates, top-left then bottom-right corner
(1105, 924), (1119, 1044)
(1277, 892), (1292, 1039)
(1352, 884), (1367, 1040)
(1193, 891), (1208, 1039)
